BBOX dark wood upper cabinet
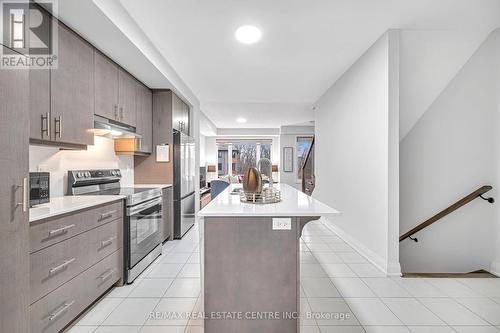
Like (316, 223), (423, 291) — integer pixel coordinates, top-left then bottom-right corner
(50, 22), (94, 146)
(29, 67), (51, 141)
(136, 82), (153, 153)
(0, 45), (30, 333)
(182, 100), (190, 135)
(118, 68), (137, 127)
(172, 92), (189, 135)
(29, 5), (51, 141)
(94, 50), (119, 121)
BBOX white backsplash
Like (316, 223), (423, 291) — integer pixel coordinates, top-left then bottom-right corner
(29, 136), (134, 197)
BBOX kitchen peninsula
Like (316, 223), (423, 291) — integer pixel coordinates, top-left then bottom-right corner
(198, 183), (340, 333)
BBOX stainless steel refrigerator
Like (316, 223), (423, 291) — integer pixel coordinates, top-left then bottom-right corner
(173, 130), (196, 238)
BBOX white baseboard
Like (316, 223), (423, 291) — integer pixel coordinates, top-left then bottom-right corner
(320, 217), (401, 277)
(490, 261), (500, 277)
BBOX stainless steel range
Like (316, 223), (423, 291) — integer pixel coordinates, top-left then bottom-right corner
(68, 169), (163, 283)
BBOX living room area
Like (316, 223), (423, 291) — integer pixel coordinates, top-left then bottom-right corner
(198, 112), (315, 207)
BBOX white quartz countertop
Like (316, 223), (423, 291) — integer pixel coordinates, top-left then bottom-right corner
(134, 184), (172, 189)
(198, 183), (340, 217)
(30, 195), (125, 223)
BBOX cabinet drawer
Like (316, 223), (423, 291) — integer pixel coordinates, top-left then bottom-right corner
(30, 251), (121, 333)
(30, 201), (122, 253)
(30, 219), (122, 304)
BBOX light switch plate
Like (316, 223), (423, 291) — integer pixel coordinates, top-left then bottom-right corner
(272, 218), (292, 230)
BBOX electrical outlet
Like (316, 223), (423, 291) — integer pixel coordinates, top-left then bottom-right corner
(272, 218), (291, 230)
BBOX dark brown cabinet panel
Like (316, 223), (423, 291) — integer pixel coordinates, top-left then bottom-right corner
(182, 100), (190, 135)
(153, 90), (173, 144)
(163, 187), (173, 241)
(29, 67), (51, 141)
(118, 68), (137, 127)
(94, 50), (119, 121)
(0, 45), (29, 333)
(172, 92), (184, 133)
(171, 92), (190, 135)
(29, 6), (51, 141)
(136, 82), (153, 153)
(50, 22), (94, 146)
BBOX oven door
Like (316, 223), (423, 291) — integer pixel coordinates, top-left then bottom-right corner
(127, 196), (163, 268)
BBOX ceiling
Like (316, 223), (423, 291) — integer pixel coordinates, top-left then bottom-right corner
(83, 0), (500, 131)
(119, 0), (500, 129)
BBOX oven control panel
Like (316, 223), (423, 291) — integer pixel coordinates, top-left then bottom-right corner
(68, 169), (122, 187)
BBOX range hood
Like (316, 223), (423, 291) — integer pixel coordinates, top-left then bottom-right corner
(93, 115), (141, 139)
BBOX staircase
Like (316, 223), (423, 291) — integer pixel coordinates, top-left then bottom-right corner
(400, 185), (497, 277)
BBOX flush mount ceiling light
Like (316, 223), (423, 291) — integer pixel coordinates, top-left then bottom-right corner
(236, 117), (247, 123)
(235, 25), (262, 44)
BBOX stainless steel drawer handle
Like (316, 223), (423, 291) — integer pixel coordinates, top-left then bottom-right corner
(48, 300), (75, 321)
(54, 116), (62, 139)
(99, 269), (115, 282)
(49, 257), (76, 275)
(41, 112), (49, 138)
(100, 236), (116, 248)
(99, 210), (117, 221)
(48, 224), (76, 237)
(15, 177), (28, 213)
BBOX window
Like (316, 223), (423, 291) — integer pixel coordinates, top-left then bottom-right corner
(217, 145), (229, 176)
(297, 136), (313, 179)
(216, 139), (272, 176)
(231, 141), (257, 176)
(260, 143), (271, 160)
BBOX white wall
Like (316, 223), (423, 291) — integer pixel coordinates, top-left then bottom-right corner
(495, 30), (500, 275)
(199, 134), (206, 167)
(314, 31), (401, 275)
(279, 126), (315, 189)
(400, 29), (500, 273)
(29, 136), (134, 197)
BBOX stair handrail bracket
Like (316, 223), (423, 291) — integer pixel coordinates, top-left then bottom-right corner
(400, 185), (494, 243)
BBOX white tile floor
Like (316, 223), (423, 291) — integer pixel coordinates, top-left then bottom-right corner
(68, 220), (500, 333)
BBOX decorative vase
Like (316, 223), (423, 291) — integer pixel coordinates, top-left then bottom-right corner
(243, 167), (263, 194)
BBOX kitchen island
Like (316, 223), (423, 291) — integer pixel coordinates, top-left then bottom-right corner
(198, 183), (339, 333)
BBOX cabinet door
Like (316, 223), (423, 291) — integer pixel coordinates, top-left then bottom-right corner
(182, 101), (190, 135)
(29, 6), (51, 141)
(0, 45), (29, 333)
(171, 92), (183, 132)
(152, 90), (173, 144)
(118, 69), (136, 127)
(51, 23), (94, 146)
(29, 68), (50, 141)
(94, 50), (119, 121)
(163, 187), (173, 241)
(136, 83), (152, 153)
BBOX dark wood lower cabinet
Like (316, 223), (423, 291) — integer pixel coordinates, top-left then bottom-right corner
(0, 45), (30, 333)
(28, 202), (124, 333)
(163, 187), (173, 242)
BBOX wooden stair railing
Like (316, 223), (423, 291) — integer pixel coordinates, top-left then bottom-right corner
(400, 185), (494, 242)
(301, 137), (315, 195)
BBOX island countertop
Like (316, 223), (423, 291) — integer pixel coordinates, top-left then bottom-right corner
(198, 183), (340, 217)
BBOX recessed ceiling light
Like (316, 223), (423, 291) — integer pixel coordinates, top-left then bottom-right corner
(235, 25), (262, 44)
(236, 117), (247, 123)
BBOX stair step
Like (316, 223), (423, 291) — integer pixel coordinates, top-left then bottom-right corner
(402, 270), (498, 278)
